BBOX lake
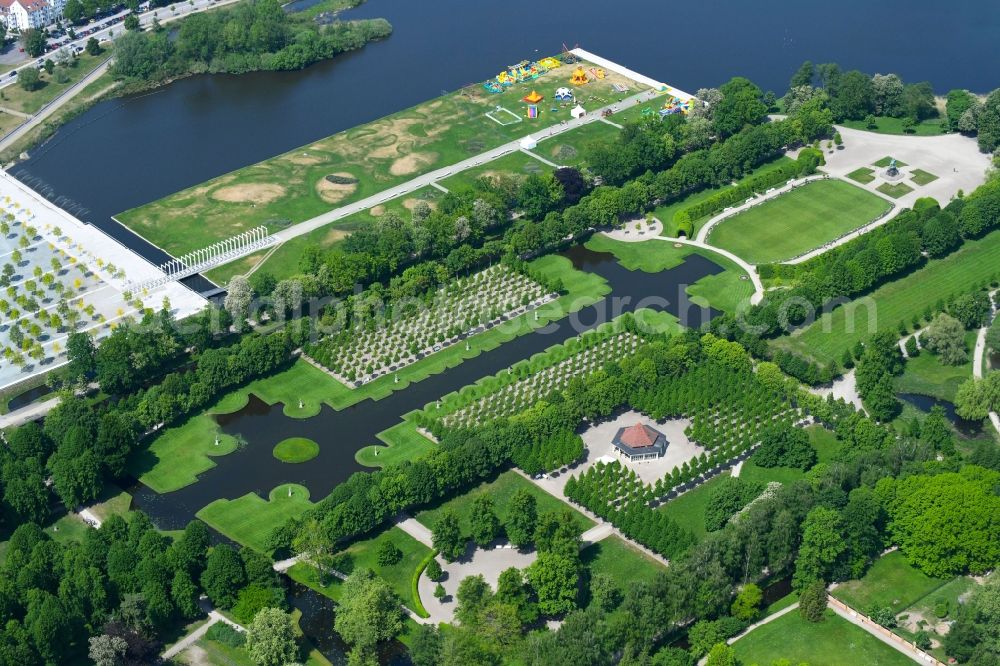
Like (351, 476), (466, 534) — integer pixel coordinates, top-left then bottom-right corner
(12, 0), (999, 270)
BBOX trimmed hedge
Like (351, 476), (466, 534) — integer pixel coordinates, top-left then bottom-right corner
(411, 549), (439, 619)
(672, 151), (822, 226)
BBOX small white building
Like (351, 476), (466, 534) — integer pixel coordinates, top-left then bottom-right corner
(570, 104), (586, 120)
(518, 136), (537, 151)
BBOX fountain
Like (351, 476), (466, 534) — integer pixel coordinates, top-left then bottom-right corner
(883, 158), (904, 181)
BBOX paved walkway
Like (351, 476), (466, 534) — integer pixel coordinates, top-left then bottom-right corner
(394, 513), (434, 548)
(808, 368), (863, 412)
(697, 602), (800, 665)
(272, 555), (302, 573)
(580, 523), (613, 545)
(161, 599), (246, 660)
(0, 395), (60, 428)
(695, 174), (827, 244)
(0, 58), (111, 153)
(273, 88), (658, 245)
(972, 291), (999, 435)
(651, 234), (765, 306)
(827, 596), (943, 665)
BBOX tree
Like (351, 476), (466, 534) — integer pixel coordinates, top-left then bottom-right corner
(526, 552), (578, 616)
(946, 89), (976, 131)
(424, 558), (443, 582)
(17, 67), (41, 92)
(375, 539), (402, 566)
(752, 424), (816, 470)
(334, 570), (404, 663)
(789, 60), (815, 88)
(124, 13), (140, 31)
(589, 572), (622, 612)
(410, 624), (443, 666)
(22, 29), (47, 57)
(712, 77), (766, 137)
(86, 36), (102, 55)
(88, 634), (128, 666)
(944, 577), (1000, 664)
(432, 509), (465, 561)
(455, 574), (492, 626)
(246, 607), (297, 666)
(200, 545), (246, 608)
(504, 488), (537, 548)
(731, 583), (763, 621)
(922, 313), (968, 365)
(799, 579), (828, 622)
(793, 507), (845, 588)
(831, 70), (874, 121)
(950, 291), (992, 329)
(63, 0), (85, 23)
(224, 276), (253, 331)
(978, 89), (1000, 153)
(469, 494), (501, 547)
(871, 73), (904, 116)
(171, 569), (200, 619)
(66, 331), (96, 380)
(922, 212), (960, 257)
(705, 643), (737, 666)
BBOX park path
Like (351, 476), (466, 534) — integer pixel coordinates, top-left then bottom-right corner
(972, 290), (999, 435)
(0, 395), (61, 429)
(579, 523), (613, 544)
(694, 174), (827, 244)
(161, 599), (246, 660)
(650, 234), (765, 306)
(696, 602), (800, 666)
(512, 469), (671, 567)
(393, 512), (434, 548)
(274, 88), (657, 245)
(826, 595), (943, 665)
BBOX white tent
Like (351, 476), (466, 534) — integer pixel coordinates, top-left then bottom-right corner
(519, 136), (538, 150)
(571, 104), (586, 119)
(555, 87), (573, 101)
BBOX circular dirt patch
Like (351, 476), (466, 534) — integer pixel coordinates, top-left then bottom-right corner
(211, 183), (286, 205)
(369, 205), (386, 216)
(316, 172), (358, 204)
(403, 197), (436, 211)
(273, 437), (320, 464)
(389, 152), (438, 176)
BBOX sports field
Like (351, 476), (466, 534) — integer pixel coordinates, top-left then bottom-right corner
(116, 56), (647, 258)
(708, 179), (892, 264)
(773, 228), (1000, 365)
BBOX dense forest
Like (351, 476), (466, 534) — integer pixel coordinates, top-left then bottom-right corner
(110, 0), (392, 82)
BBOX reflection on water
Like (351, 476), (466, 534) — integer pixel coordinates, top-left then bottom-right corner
(898, 392), (983, 437)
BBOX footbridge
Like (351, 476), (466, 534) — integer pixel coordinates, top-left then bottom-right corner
(126, 226), (278, 293)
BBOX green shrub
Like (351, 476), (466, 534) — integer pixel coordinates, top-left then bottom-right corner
(206, 621), (245, 648)
(375, 540), (403, 566)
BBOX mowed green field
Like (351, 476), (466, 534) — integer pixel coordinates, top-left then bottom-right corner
(197, 484), (314, 554)
(774, 229), (1000, 365)
(832, 550), (950, 615)
(116, 58), (646, 258)
(732, 609), (916, 666)
(708, 179), (891, 264)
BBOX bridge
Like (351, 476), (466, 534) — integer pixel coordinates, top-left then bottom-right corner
(126, 226), (278, 294)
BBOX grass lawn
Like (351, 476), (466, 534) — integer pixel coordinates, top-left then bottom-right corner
(832, 550), (950, 614)
(540, 120), (621, 168)
(273, 437), (320, 463)
(656, 472), (730, 541)
(0, 52), (108, 115)
(740, 425), (840, 485)
(842, 116), (948, 136)
(651, 156), (795, 237)
(877, 182), (913, 198)
(116, 57), (647, 257)
(414, 470), (593, 536)
(287, 526), (431, 612)
(708, 179), (892, 264)
(358, 417), (436, 468)
(873, 156), (909, 168)
(196, 484), (313, 554)
(581, 535), (667, 589)
(86, 485), (133, 522)
(773, 229), (1000, 365)
(894, 332), (976, 401)
(847, 167), (876, 184)
(584, 235), (754, 313)
(732, 608), (916, 666)
(910, 168), (939, 186)
(632, 308), (683, 336)
(438, 150), (551, 191)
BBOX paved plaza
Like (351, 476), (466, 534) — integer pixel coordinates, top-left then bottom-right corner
(0, 171), (205, 391)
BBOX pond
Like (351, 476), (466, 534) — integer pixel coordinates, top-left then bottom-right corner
(898, 392), (983, 438)
(129, 244), (722, 529)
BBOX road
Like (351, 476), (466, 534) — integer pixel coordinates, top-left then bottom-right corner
(0, 57), (111, 153)
(273, 88), (659, 244)
(972, 290), (999, 435)
(0, 0), (241, 91)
